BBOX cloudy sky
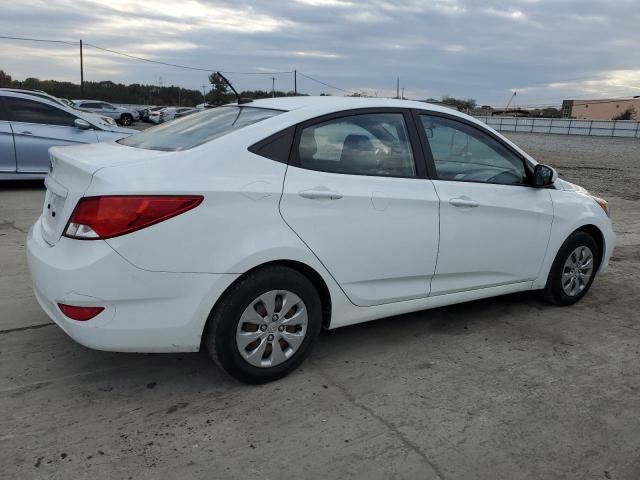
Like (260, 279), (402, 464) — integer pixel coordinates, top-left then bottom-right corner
(1, 0), (639, 105)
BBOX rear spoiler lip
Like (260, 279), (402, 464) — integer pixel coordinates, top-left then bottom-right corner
(44, 176), (68, 199)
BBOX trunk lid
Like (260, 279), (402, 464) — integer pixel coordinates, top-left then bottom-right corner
(40, 142), (168, 245)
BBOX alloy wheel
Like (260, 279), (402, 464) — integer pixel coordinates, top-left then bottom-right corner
(561, 246), (594, 296)
(235, 290), (308, 368)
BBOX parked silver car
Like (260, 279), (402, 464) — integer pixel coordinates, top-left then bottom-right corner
(0, 88), (118, 127)
(0, 91), (135, 180)
(72, 100), (140, 126)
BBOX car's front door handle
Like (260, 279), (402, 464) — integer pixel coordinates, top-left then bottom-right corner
(20, 131), (33, 135)
(449, 196), (479, 208)
(299, 187), (343, 200)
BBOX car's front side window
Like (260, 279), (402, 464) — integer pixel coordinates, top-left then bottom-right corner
(297, 113), (415, 177)
(420, 115), (527, 185)
(5, 97), (76, 127)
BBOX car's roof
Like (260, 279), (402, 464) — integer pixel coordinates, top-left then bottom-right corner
(246, 96), (456, 114)
(216, 96), (536, 166)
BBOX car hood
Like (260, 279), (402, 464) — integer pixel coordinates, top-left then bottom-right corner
(102, 125), (137, 134)
(554, 178), (589, 194)
(74, 110), (115, 127)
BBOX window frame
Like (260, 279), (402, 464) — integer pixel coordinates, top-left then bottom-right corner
(411, 109), (534, 186)
(4, 96), (79, 128)
(289, 108), (428, 179)
(0, 97), (9, 122)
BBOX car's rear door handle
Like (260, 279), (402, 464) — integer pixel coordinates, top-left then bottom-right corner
(299, 187), (343, 200)
(449, 196), (479, 208)
(20, 131), (33, 135)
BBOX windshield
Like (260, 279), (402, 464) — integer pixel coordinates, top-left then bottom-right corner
(118, 106), (283, 151)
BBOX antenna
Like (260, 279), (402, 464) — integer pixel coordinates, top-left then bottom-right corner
(215, 71), (252, 105)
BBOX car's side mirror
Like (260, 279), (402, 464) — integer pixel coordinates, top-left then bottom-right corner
(74, 118), (91, 130)
(425, 127), (434, 138)
(532, 163), (557, 187)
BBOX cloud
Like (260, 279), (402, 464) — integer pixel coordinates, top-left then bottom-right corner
(1, 0), (639, 104)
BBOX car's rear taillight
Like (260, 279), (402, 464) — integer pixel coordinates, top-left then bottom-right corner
(58, 303), (104, 321)
(63, 195), (203, 240)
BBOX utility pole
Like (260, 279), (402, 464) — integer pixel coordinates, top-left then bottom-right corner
(396, 77), (399, 99)
(294, 70), (297, 96)
(201, 84), (207, 102)
(79, 39), (84, 97)
(270, 77), (276, 98)
(401, 87), (405, 100)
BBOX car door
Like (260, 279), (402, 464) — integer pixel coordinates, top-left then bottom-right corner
(99, 103), (119, 120)
(6, 96), (98, 173)
(280, 109), (440, 307)
(0, 98), (16, 173)
(415, 112), (553, 295)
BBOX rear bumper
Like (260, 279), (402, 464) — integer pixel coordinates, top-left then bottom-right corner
(27, 217), (239, 352)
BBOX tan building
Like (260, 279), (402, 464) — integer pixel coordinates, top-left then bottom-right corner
(562, 98), (640, 120)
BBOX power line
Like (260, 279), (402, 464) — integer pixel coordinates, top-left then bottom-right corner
(0, 35), (293, 75)
(83, 42), (293, 75)
(297, 71), (355, 94)
(0, 34), (76, 45)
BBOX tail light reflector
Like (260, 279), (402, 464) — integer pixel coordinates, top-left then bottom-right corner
(58, 304), (104, 321)
(64, 195), (203, 240)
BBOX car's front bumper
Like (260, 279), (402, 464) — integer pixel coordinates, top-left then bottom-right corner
(26, 217), (238, 352)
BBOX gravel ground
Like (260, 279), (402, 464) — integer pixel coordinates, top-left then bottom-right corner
(1, 133), (639, 479)
(505, 133), (640, 201)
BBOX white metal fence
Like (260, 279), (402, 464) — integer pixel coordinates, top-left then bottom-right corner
(474, 116), (640, 138)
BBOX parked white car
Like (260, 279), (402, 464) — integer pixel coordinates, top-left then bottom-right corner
(27, 97), (614, 383)
(149, 106), (195, 124)
(72, 100), (139, 126)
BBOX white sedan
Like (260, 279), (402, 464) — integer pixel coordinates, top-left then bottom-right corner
(27, 97), (614, 383)
(149, 106), (195, 124)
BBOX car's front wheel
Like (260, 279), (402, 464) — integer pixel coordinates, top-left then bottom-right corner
(543, 231), (600, 305)
(120, 114), (133, 126)
(205, 266), (322, 384)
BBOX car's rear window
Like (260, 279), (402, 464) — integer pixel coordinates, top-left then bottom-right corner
(118, 106), (283, 151)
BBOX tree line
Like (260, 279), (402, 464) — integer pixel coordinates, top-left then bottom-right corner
(0, 70), (301, 106)
(0, 69), (563, 116)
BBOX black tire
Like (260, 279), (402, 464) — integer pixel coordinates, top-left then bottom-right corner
(542, 231), (600, 306)
(120, 114), (133, 126)
(204, 266), (322, 384)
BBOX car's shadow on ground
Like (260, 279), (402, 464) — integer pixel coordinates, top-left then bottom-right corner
(0, 180), (45, 190)
(13, 290), (547, 395)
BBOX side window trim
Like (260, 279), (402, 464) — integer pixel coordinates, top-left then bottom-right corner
(289, 108), (428, 179)
(247, 126), (295, 164)
(411, 109), (533, 185)
(0, 97), (9, 122)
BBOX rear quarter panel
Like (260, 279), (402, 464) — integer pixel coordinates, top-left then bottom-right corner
(88, 136), (320, 276)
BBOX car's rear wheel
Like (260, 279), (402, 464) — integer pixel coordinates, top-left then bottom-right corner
(542, 231), (600, 305)
(205, 266), (322, 384)
(120, 114), (133, 126)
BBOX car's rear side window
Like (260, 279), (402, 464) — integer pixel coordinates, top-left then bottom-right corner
(118, 106), (282, 151)
(5, 97), (76, 127)
(296, 113), (416, 177)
